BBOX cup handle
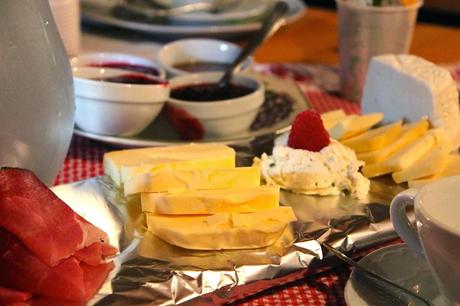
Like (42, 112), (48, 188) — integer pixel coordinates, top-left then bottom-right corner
(390, 188), (424, 257)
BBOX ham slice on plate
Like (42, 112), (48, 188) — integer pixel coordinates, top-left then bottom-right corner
(0, 168), (117, 304)
(0, 168), (109, 267)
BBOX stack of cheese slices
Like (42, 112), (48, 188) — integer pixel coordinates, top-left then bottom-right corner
(103, 144), (297, 250)
(321, 54), (460, 188)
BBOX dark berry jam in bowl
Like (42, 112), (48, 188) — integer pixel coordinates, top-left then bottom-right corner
(70, 52), (166, 79)
(72, 67), (169, 137)
(167, 72), (264, 138)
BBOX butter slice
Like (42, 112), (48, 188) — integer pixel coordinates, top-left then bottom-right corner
(330, 113), (383, 140)
(363, 131), (436, 178)
(103, 144), (235, 186)
(357, 118), (429, 164)
(321, 109), (348, 131)
(141, 186), (279, 214)
(146, 207), (297, 250)
(408, 154), (460, 188)
(341, 120), (402, 153)
(125, 167), (260, 196)
(392, 140), (450, 183)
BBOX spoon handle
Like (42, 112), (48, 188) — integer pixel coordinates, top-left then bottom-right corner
(322, 242), (433, 306)
(218, 1), (289, 87)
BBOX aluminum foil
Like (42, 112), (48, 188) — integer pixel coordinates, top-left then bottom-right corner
(51, 175), (404, 306)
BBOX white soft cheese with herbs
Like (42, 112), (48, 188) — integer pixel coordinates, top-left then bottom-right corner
(362, 54), (460, 150)
(257, 139), (369, 199)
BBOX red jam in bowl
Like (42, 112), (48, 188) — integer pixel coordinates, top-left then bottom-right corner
(88, 61), (160, 76)
(92, 73), (167, 85)
(170, 83), (254, 102)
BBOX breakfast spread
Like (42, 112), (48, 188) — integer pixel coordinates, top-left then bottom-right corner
(256, 110), (370, 199)
(0, 168), (117, 304)
(104, 144), (297, 251)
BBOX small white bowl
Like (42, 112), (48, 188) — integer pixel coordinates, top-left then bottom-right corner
(158, 39), (253, 77)
(167, 72), (264, 138)
(70, 52), (166, 79)
(73, 67), (169, 136)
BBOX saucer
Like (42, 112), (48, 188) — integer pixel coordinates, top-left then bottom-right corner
(344, 244), (447, 306)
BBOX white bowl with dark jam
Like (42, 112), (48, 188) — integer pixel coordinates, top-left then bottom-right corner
(72, 66), (169, 136)
(70, 52), (166, 79)
(167, 72), (264, 138)
(158, 39), (253, 77)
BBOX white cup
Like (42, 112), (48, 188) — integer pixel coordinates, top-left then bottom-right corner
(336, 0), (422, 103)
(390, 176), (460, 305)
(48, 0), (80, 56)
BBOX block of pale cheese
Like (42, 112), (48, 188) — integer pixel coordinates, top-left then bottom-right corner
(145, 206), (297, 250)
(362, 54), (460, 149)
(103, 143), (235, 186)
(141, 186), (279, 214)
(124, 167), (261, 196)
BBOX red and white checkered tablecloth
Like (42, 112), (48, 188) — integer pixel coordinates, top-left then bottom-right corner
(53, 63), (460, 305)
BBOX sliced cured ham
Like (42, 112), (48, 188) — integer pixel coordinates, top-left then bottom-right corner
(0, 168), (110, 266)
(0, 286), (32, 304)
(0, 168), (117, 303)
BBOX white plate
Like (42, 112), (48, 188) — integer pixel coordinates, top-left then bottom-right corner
(345, 244), (447, 306)
(73, 72), (309, 147)
(81, 0), (305, 38)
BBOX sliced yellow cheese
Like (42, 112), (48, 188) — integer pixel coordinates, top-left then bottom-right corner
(103, 143), (235, 186)
(141, 185), (279, 214)
(124, 167), (261, 196)
(357, 118), (429, 164)
(408, 155), (460, 188)
(392, 140), (450, 183)
(362, 131), (436, 178)
(330, 113), (384, 140)
(341, 120), (402, 153)
(121, 156), (235, 184)
(145, 206), (297, 250)
(321, 109), (348, 131)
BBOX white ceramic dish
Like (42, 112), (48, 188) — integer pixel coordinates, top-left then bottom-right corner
(158, 38), (253, 77)
(344, 244), (446, 306)
(73, 67), (169, 136)
(73, 71), (308, 147)
(70, 52), (166, 79)
(80, 0), (305, 38)
(167, 72), (264, 138)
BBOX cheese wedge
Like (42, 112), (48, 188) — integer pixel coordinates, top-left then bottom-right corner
(392, 140), (450, 183)
(141, 186), (279, 214)
(329, 113), (384, 140)
(146, 206), (297, 250)
(103, 144), (235, 186)
(362, 131), (436, 178)
(362, 54), (460, 149)
(408, 155), (460, 188)
(357, 118), (429, 164)
(321, 109), (348, 131)
(124, 167), (261, 196)
(341, 120), (402, 153)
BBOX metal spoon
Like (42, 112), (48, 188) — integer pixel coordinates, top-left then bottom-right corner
(322, 242), (433, 306)
(216, 1), (290, 89)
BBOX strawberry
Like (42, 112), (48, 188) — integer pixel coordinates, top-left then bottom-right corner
(287, 110), (330, 151)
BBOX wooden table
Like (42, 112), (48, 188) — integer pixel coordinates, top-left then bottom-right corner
(254, 7), (460, 65)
